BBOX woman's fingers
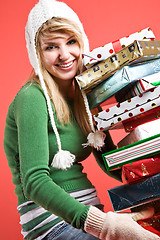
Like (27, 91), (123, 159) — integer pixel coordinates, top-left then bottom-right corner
(130, 207), (155, 222)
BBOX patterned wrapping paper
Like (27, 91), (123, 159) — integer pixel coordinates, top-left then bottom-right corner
(83, 27), (155, 69)
(87, 58), (160, 109)
(138, 212), (160, 237)
(122, 156), (160, 183)
(123, 106), (160, 132)
(107, 173), (160, 212)
(102, 133), (160, 170)
(115, 72), (160, 103)
(76, 40), (160, 91)
(118, 118), (160, 148)
(94, 86), (160, 131)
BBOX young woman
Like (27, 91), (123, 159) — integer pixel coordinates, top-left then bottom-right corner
(3, 0), (159, 239)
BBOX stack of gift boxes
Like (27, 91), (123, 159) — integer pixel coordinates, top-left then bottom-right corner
(76, 27), (160, 236)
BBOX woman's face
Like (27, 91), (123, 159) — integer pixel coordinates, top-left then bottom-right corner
(40, 32), (81, 84)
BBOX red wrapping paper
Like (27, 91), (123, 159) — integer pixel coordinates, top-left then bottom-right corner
(122, 155), (160, 183)
(123, 106), (160, 132)
(138, 212), (160, 237)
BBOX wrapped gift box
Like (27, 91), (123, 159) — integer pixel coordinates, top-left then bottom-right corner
(87, 58), (160, 108)
(83, 27), (155, 69)
(107, 173), (160, 212)
(95, 105), (160, 132)
(94, 86), (160, 131)
(118, 79), (155, 98)
(122, 155), (160, 183)
(123, 107), (160, 132)
(115, 72), (160, 103)
(138, 212), (160, 237)
(102, 133), (160, 170)
(76, 40), (160, 91)
(118, 118), (160, 148)
(115, 79), (154, 103)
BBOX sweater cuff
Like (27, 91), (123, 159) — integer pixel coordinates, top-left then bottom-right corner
(80, 205), (90, 230)
(84, 206), (106, 238)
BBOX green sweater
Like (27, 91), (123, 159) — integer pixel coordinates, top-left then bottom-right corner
(3, 82), (121, 239)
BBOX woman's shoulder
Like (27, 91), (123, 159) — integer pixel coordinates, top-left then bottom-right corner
(13, 81), (48, 114)
(14, 81), (46, 104)
(17, 81), (44, 98)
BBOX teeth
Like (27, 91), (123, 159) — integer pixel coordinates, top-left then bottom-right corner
(58, 62), (73, 68)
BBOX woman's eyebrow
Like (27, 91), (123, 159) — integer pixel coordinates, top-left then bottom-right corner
(67, 35), (75, 40)
(41, 35), (75, 46)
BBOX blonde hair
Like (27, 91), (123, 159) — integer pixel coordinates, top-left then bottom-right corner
(27, 17), (91, 135)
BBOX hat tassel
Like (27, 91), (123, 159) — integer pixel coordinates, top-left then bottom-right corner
(82, 130), (106, 151)
(51, 150), (75, 170)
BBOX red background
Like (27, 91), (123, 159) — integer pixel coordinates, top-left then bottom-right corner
(1, 0), (160, 239)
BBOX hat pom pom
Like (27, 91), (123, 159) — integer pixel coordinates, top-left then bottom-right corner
(51, 150), (75, 170)
(83, 130), (106, 151)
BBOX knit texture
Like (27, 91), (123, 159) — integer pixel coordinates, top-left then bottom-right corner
(3, 82), (121, 239)
(4, 82), (94, 238)
(84, 206), (106, 238)
(25, 0), (90, 73)
(25, 0), (107, 170)
(84, 206), (160, 240)
(25, 0), (96, 170)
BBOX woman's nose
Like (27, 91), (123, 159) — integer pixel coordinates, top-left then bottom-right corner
(59, 46), (70, 61)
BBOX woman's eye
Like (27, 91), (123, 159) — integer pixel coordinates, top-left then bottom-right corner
(46, 45), (57, 51)
(67, 39), (77, 45)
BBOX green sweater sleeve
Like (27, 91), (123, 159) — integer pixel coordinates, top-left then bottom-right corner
(13, 84), (89, 229)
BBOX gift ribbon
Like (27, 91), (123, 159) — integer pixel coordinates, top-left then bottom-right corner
(112, 39), (123, 53)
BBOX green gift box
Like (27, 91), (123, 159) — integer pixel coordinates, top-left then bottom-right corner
(102, 133), (160, 171)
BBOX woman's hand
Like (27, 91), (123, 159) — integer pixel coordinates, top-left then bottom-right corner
(84, 206), (159, 240)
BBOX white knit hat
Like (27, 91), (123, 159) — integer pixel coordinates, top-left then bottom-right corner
(25, 0), (105, 170)
(25, 0), (90, 74)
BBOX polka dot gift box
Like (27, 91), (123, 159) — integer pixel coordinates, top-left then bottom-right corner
(83, 27), (155, 69)
(93, 86), (160, 131)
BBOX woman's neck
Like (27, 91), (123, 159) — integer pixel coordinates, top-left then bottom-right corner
(58, 79), (75, 99)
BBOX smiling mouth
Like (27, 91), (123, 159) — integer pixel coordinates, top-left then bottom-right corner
(56, 61), (74, 69)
